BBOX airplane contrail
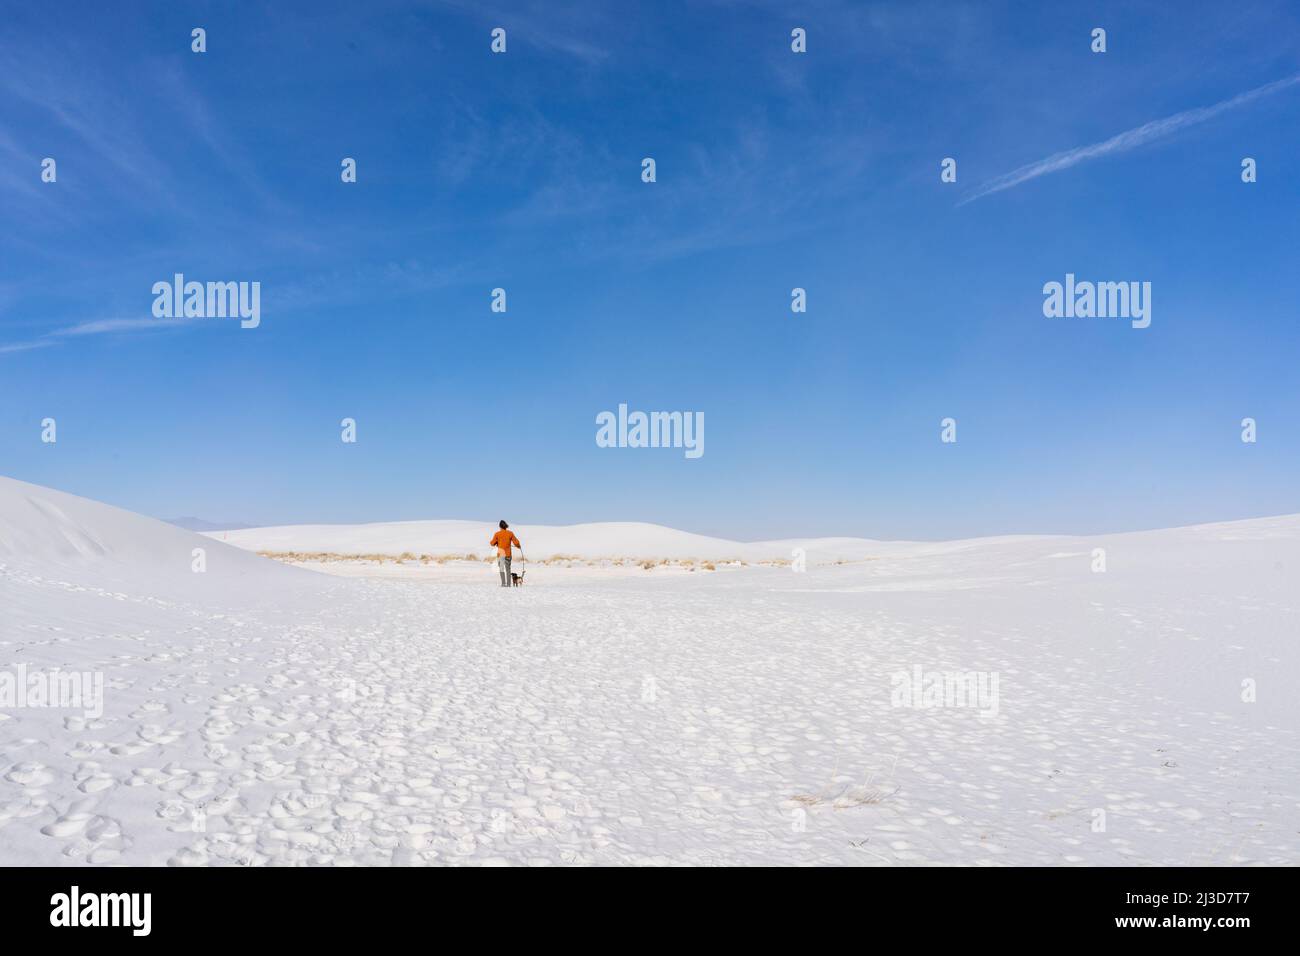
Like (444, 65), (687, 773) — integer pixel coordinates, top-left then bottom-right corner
(959, 73), (1300, 206)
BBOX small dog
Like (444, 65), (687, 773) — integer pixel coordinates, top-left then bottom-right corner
(510, 571), (524, 587)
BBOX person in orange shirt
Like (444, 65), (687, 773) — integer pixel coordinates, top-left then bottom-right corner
(489, 520), (522, 587)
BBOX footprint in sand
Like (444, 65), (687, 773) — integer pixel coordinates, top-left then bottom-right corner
(137, 724), (184, 745)
(129, 699), (171, 719)
(5, 761), (55, 787)
(63, 715), (113, 732)
(61, 815), (132, 863)
(40, 797), (99, 837)
(74, 763), (116, 794)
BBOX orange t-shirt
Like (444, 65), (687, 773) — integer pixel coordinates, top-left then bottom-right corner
(490, 529), (521, 557)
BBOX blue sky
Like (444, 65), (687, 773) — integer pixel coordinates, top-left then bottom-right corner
(2, 0), (1298, 540)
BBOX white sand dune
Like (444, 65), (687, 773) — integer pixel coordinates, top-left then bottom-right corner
(0, 476), (319, 599)
(2, 475), (1298, 865)
(208, 517), (897, 563)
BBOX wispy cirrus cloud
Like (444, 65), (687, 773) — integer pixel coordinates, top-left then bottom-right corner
(434, 0), (612, 63)
(960, 73), (1300, 206)
(0, 316), (201, 357)
(57, 317), (200, 337)
(0, 339), (56, 355)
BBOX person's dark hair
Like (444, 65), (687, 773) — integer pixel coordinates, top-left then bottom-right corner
(499, 520), (508, 529)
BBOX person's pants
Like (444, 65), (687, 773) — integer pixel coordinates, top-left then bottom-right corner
(498, 555), (512, 587)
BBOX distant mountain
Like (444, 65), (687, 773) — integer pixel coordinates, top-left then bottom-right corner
(163, 516), (254, 533)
